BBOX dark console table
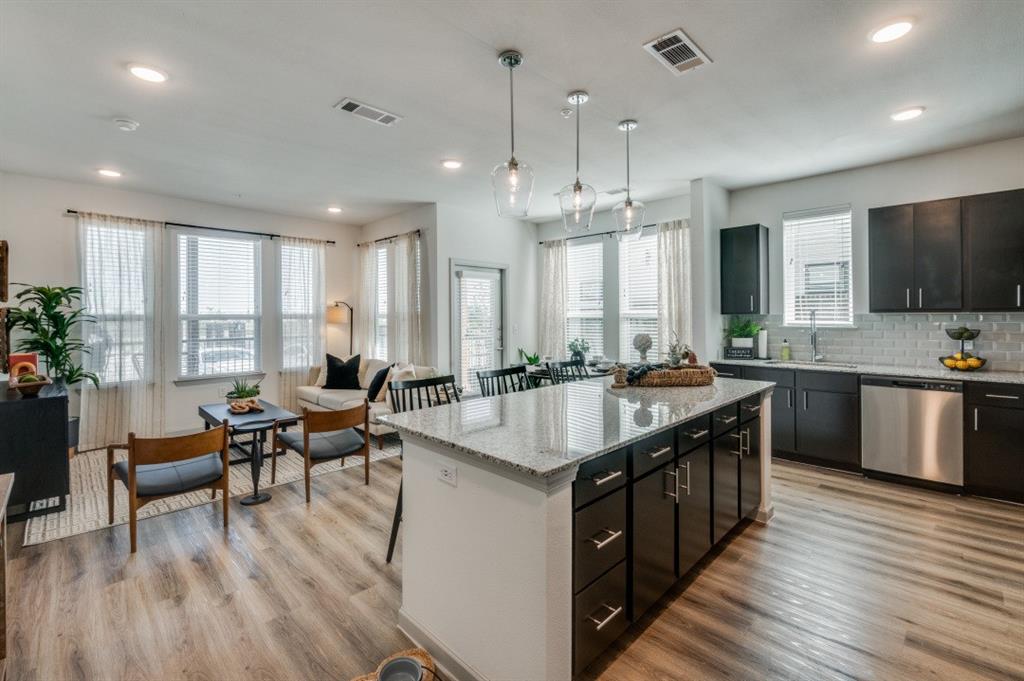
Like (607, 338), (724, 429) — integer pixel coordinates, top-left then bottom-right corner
(0, 381), (69, 518)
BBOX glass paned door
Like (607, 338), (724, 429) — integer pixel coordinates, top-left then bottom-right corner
(452, 265), (504, 395)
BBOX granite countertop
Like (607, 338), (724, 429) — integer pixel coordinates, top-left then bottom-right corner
(713, 358), (1024, 385)
(377, 375), (774, 478)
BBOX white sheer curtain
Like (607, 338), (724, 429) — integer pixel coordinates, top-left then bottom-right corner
(355, 242), (378, 358)
(539, 239), (568, 359)
(657, 219), (693, 352)
(387, 231), (426, 365)
(278, 236), (326, 411)
(77, 212), (165, 451)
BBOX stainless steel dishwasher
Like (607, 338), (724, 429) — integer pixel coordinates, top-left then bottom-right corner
(861, 376), (963, 485)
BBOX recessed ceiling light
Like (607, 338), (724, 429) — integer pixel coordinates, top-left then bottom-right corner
(113, 118), (140, 132)
(128, 64), (168, 83)
(870, 20), (913, 43)
(327, 206), (343, 213)
(891, 106), (925, 121)
(97, 168), (122, 178)
(441, 159), (463, 170)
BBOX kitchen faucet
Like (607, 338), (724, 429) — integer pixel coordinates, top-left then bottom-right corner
(809, 310), (824, 362)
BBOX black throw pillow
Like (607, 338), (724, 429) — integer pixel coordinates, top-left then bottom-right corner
(325, 353), (361, 390)
(366, 364), (395, 402)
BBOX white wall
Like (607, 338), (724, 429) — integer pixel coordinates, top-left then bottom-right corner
(690, 178), (729, 362)
(729, 136), (1024, 316)
(0, 171), (360, 433)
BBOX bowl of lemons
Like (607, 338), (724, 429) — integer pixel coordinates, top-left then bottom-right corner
(939, 352), (986, 372)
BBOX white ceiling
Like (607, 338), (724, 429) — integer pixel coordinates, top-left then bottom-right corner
(1, 1), (1022, 225)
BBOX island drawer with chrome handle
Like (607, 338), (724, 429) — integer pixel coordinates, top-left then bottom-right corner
(573, 561), (628, 675)
(630, 429), (675, 478)
(677, 413), (712, 454)
(965, 382), (1024, 409)
(574, 487), (626, 591)
(712, 403), (740, 437)
(739, 394), (762, 424)
(573, 447), (627, 509)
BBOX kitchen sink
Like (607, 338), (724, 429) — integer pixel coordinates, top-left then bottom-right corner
(764, 359), (859, 369)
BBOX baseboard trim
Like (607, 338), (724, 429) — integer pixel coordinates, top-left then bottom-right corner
(397, 608), (485, 681)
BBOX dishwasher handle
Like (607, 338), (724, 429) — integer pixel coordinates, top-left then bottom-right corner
(861, 375), (962, 392)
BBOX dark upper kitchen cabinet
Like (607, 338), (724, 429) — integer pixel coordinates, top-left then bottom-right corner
(712, 430), (741, 544)
(913, 198), (962, 310)
(739, 416), (762, 520)
(869, 199), (962, 311)
(965, 383), (1024, 504)
(632, 462), (677, 619)
(963, 189), (1024, 311)
(720, 224), (768, 315)
(868, 204), (915, 311)
(677, 444), (711, 576)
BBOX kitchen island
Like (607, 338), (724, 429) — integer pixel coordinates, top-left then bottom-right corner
(378, 375), (775, 680)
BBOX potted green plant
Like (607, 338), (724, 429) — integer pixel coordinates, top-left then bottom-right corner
(226, 376), (262, 407)
(517, 348), (541, 366)
(726, 317), (762, 349)
(7, 284), (99, 450)
(567, 337), (590, 364)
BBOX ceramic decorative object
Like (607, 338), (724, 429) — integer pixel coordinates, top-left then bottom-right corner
(632, 333), (652, 362)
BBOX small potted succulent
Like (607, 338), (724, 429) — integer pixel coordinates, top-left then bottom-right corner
(226, 377), (262, 410)
(665, 332), (692, 368)
(726, 317), (762, 349)
(517, 348), (541, 366)
(567, 337), (590, 364)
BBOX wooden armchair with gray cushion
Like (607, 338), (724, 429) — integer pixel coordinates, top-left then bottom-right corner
(107, 421), (230, 553)
(271, 399), (370, 503)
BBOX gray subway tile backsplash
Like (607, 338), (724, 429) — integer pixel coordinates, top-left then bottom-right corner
(724, 312), (1024, 373)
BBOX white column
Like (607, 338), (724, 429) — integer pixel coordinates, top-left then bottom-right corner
(757, 390), (775, 523)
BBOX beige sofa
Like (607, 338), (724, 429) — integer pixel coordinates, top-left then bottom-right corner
(296, 358), (436, 449)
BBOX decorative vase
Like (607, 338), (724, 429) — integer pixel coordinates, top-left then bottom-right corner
(731, 337), (754, 349)
(571, 350), (585, 364)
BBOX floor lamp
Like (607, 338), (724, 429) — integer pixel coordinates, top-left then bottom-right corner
(327, 301), (353, 354)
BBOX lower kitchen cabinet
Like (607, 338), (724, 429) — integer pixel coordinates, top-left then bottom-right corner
(712, 430), (741, 544)
(677, 444), (711, 576)
(796, 388), (860, 467)
(632, 462), (677, 619)
(574, 561), (628, 675)
(965, 384), (1024, 503)
(739, 416), (762, 520)
(744, 367), (796, 452)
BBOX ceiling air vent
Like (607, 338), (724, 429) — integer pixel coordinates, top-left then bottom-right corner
(643, 29), (711, 75)
(333, 98), (403, 126)
(602, 187), (629, 196)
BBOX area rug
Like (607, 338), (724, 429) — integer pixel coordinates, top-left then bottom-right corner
(23, 431), (401, 546)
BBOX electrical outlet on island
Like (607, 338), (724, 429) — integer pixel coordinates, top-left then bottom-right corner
(438, 465), (457, 487)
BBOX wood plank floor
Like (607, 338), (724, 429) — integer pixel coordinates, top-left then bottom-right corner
(5, 457), (1023, 681)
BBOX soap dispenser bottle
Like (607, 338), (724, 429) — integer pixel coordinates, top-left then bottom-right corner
(780, 339), (791, 361)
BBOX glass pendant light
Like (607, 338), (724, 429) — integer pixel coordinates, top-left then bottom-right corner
(491, 50), (534, 218)
(613, 119), (646, 242)
(558, 90), (596, 233)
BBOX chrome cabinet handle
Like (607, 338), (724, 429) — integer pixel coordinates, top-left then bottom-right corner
(588, 604), (623, 631)
(1018, 283), (1022, 307)
(984, 393), (1019, 400)
(663, 468), (678, 499)
(729, 449), (743, 458)
(728, 432), (741, 440)
(587, 528), (623, 550)
(739, 429), (747, 455)
(742, 404), (760, 413)
(906, 288), (910, 308)
(716, 415), (737, 424)
(749, 294), (754, 311)
(677, 462), (691, 497)
(648, 445), (672, 460)
(684, 428), (709, 439)
(786, 389), (793, 409)
(592, 470), (623, 486)
(803, 391), (808, 410)
(918, 288), (923, 308)
(974, 407), (979, 432)
(717, 371), (735, 377)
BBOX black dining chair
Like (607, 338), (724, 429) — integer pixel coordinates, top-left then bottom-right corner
(386, 374), (461, 564)
(547, 359), (589, 384)
(476, 366), (531, 397)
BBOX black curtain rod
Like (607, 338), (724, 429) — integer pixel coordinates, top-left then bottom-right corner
(65, 209), (336, 245)
(538, 223), (657, 245)
(358, 228), (421, 247)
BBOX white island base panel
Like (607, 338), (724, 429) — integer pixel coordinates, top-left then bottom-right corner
(397, 393), (774, 681)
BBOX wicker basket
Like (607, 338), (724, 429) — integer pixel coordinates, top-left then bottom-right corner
(611, 365), (716, 388)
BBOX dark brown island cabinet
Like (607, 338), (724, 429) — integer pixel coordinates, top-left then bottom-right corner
(572, 393), (768, 676)
(868, 187), (1024, 312)
(720, 224), (769, 315)
(0, 381), (70, 517)
(965, 382), (1024, 504)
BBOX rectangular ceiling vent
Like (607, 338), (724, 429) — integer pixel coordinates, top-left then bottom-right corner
(333, 98), (402, 126)
(643, 29), (711, 75)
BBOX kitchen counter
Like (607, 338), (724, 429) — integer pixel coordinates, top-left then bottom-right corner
(378, 374), (774, 478)
(713, 358), (1024, 384)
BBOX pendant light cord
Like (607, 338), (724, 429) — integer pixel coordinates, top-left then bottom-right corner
(575, 99), (581, 180)
(508, 66), (515, 158)
(625, 127), (632, 201)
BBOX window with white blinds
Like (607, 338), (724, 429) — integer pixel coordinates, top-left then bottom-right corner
(783, 205), (853, 326)
(280, 242), (319, 370)
(619, 230), (659, 362)
(374, 246), (388, 360)
(566, 239), (604, 357)
(454, 267), (502, 394)
(177, 232), (261, 377)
